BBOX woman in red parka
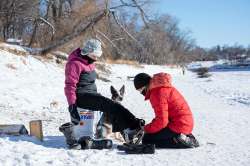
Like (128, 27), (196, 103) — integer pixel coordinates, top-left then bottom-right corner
(134, 72), (199, 148)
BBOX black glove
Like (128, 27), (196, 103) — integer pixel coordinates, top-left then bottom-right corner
(130, 118), (145, 130)
(68, 104), (80, 125)
(138, 118), (145, 128)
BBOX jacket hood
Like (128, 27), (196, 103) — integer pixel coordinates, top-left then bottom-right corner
(145, 72), (172, 99)
(68, 48), (89, 65)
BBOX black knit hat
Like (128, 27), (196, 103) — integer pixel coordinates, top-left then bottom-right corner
(134, 73), (151, 90)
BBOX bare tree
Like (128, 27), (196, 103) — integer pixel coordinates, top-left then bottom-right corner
(0, 0), (198, 65)
(0, 0), (37, 40)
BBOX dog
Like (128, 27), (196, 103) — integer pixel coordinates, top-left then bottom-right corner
(95, 85), (125, 141)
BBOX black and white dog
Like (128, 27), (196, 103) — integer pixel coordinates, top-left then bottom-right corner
(96, 85), (125, 141)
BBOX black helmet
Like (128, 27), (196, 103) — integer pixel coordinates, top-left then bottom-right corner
(133, 73), (151, 90)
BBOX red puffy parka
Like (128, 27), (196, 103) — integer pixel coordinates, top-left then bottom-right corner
(143, 73), (194, 134)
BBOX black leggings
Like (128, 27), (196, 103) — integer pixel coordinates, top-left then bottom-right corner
(76, 93), (139, 132)
(142, 127), (199, 148)
(143, 127), (199, 148)
(142, 127), (179, 148)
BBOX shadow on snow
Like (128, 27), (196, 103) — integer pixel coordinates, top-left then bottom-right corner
(2, 135), (67, 149)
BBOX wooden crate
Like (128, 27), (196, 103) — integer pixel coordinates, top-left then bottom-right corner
(29, 120), (43, 141)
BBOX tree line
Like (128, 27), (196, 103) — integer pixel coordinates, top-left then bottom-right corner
(191, 44), (250, 62)
(0, 0), (249, 65)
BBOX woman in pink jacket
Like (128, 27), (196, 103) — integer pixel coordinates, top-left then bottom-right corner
(61, 39), (144, 149)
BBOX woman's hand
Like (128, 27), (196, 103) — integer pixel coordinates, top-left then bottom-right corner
(68, 104), (80, 125)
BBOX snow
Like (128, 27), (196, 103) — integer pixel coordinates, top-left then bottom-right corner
(0, 43), (28, 54)
(6, 38), (23, 45)
(187, 61), (220, 69)
(188, 60), (250, 71)
(1, 47), (250, 166)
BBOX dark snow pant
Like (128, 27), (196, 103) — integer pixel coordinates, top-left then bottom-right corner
(76, 93), (140, 132)
(142, 127), (198, 148)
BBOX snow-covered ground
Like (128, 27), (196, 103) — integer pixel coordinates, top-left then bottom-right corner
(0, 46), (250, 166)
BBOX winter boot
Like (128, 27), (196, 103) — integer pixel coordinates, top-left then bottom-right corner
(122, 127), (144, 145)
(78, 136), (113, 150)
(121, 119), (145, 144)
(59, 122), (81, 150)
(117, 143), (155, 154)
(173, 133), (199, 148)
(121, 118), (145, 145)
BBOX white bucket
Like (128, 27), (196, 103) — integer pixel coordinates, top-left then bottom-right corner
(73, 107), (102, 140)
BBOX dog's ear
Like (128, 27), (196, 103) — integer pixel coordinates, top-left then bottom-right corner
(110, 85), (118, 95)
(119, 85), (125, 96)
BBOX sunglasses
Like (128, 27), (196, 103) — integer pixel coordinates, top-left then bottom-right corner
(137, 86), (147, 93)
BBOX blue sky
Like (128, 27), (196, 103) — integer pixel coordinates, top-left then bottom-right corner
(151, 0), (250, 48)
